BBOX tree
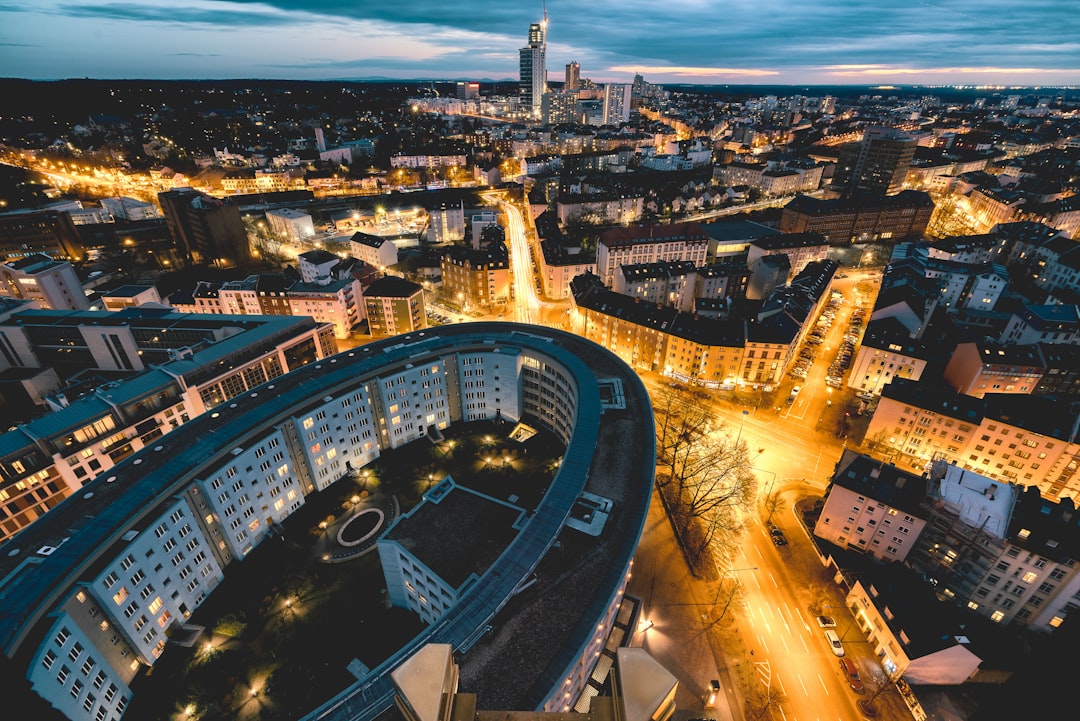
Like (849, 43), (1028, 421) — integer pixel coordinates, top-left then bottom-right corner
(857, 668), (897, 718)
(654, 387), (757, 574)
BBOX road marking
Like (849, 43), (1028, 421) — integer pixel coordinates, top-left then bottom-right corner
(818, 673), (829, 694)
(799, 635), (809, 653)
(770, 571), (779, 588)
(798, 672), (809, 696)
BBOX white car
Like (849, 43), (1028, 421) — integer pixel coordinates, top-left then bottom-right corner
(824, 629), (845, 657)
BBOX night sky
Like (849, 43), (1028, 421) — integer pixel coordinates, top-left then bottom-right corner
(2, 0), (1078, 85)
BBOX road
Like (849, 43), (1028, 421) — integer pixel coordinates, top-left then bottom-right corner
(732, 504), (875, 721)
(487, 192), (543, 325)
(640, 374), (848, 489)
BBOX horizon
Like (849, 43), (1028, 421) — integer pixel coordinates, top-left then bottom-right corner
(2, 1), (1079, 86)
(3, 77), (1077, 93)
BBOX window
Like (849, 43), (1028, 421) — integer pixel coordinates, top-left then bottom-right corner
(42, 650), (56, 670)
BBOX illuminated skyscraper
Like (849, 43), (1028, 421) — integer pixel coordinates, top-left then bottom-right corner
(518, 13), (547, 119)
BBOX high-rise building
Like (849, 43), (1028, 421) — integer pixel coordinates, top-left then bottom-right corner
(518, 14), (547, 119)
(831, 126), (917, 196)
(455, 81), (480, 100)
(158, 189), (252, 268)
(542, 90), (582, 126)
(602, 83), (632, 126)
(565, 61), (580, 91)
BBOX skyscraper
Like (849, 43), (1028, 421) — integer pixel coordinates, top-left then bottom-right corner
(832, 126), (917, 196)
(518, 13), (547, 119)
(565, 61), (580, 91)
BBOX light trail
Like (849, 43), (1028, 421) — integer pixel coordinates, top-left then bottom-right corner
(490, 193), (543, 325)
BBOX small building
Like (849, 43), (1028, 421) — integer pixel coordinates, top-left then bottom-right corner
(363, 276), (426, 337)
(440, 245), (510, 309)
(100, 285), (163, 311)
(266, 208), (315, 242)
(351, 232), (400, 270)
(943, 340), (1044, 398)
(814, 450), (929, 562)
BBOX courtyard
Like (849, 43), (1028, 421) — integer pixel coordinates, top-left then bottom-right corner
(125, 418), (564, 721)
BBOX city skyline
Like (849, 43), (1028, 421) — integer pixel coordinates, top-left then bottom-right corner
(1, 0), (1079, 86)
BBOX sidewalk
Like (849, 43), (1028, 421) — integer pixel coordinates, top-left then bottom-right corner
(627, 489), (748, 721)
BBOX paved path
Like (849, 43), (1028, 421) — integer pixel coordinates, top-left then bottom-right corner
(628, 488), (746, 721)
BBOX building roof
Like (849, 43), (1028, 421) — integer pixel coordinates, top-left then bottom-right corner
(829, 450), (929, 516)
(571, 274), (744, 348)
(968, 340), (1043, 368)
(859, 317), (933, 360)
(749, 232), (828, 251)
(267, 208), (310, 220)
(4, 254), (66, 273)
(351, 232), (393, 249)
(699, 219), (780, 243)
(784, 190), (934, 216)
(299, 248), (339, 265)
(1008, 486), (1080, 564)
(385, 483), (522, 589)
(880, 378), (985, 423)
(102, 284), (154, 298)
(598, 222), (708, 249)
(364, 276), (423, 299)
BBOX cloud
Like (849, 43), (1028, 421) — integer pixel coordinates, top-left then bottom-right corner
(608, 65), (779, 78)
(2, 0), (1078, 82)
(55, 1), (297, 26)
(826, 65), (1080, 77)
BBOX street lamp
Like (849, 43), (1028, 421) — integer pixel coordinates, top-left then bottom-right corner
(753, 467), (779, 523)
(735, 409), (749, 445)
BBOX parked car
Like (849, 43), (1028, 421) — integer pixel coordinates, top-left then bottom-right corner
(839, 658), (864, 693)
(824, 629), (845, 657)
(770, 527), (788, 546)
(816, 615), (837, 628)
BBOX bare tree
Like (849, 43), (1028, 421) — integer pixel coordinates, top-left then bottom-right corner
(654, 387), (757, 574)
